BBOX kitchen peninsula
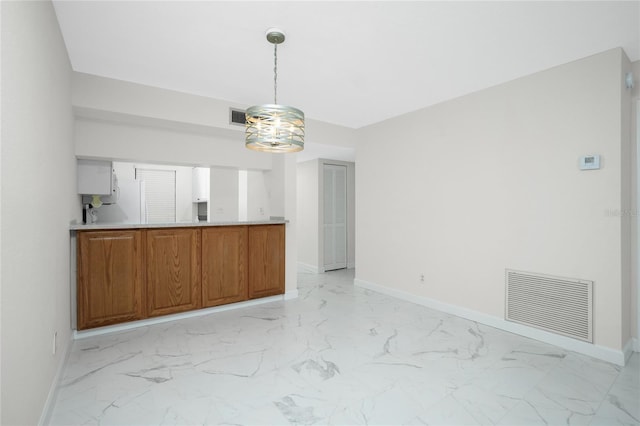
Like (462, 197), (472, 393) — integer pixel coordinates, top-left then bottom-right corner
(70, 221), (285, 330)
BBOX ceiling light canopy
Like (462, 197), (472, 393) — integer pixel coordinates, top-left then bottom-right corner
(245, 28), (305, 153)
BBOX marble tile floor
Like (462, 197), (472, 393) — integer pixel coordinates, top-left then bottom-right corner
(49, 269), (639, 426)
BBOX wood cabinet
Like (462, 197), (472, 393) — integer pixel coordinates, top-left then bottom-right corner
(77, 230), (144, 330)
(248, 225), (285, 298)
(202, 226), (248, 307)
(76, 224), (285, 329)
(146, 228), (201, 317)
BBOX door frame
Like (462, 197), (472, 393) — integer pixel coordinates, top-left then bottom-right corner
(636, 100), (640, 350)
(317, 159), (355, 273)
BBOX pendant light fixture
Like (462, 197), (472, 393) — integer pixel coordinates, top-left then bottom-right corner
(245, 28), (305, 153)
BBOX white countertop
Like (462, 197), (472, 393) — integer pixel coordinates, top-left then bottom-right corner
(70, 219), (287, 231)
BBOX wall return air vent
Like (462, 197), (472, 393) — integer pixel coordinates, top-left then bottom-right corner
(229, 108), (246, 126)
(505, 269), (593, 343)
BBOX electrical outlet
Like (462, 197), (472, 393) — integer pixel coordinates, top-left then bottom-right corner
(420, 274), (425, 283)
(52, 332), (57, 355)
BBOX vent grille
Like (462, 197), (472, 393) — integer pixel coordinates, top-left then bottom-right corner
(505, 269), (593, 342)
(229, 108), (246, 126)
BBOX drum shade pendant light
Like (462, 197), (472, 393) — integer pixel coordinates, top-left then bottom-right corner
(245, 29), (305, 153)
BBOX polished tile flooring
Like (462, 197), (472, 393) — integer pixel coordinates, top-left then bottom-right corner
(50, 269), (639, 425)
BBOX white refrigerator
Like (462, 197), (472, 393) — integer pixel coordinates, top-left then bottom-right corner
(97, 179), (147, 224)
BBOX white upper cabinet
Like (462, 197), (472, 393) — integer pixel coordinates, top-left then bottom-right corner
(192, 167), (210, 202)
(77, 159), (113, 195)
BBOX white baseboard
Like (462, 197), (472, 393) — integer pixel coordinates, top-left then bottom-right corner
(38, 333), (73, 426)
(74, 295), (284, 339)
(298, 262), (320, 274)
(354, 278), (629, 366)
(622, 338), (636, 363)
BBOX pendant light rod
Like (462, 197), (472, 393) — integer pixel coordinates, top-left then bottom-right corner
(266, 28), (285, 104)
(273, 43), (278, 104)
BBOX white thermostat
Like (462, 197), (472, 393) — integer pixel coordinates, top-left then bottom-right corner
(579, 155), (600, 170)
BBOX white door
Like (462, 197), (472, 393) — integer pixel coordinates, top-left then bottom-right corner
(135, 168), (176, 223)
(323, 164), (347, 271)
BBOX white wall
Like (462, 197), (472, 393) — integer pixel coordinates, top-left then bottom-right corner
(355, 48), (632, 354)
(637, 99), (640, 349)
(265, 159), (285, 219)
(1, 2), (77, 424)
(270, 154), (299, 297)
(72, 72), (272, 171)
(210, 167), (239, 222)
(238, 170), (248, 221)
(632, 61), (640, 347)
(72, 72), (358, 172)
(620, 53), (633, 348)
(246, 171), (270, 221)
(72, 72), (248, 135)
(347, 162), (356, 269)
(74, 116), (272, 171)
(1, 0), (3, 417)
(72, 71), (357, 151)
(296, 160), (319, 270)
(305, 119), (357, 149)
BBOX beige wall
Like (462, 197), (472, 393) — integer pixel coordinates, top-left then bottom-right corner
(356, 48), (630, 352)
(1, 2), (77, 424)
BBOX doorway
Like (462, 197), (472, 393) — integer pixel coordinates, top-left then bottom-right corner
(323, 164), (347, 271)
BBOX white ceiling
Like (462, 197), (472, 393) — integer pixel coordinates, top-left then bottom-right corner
(53, 1), (639, 131)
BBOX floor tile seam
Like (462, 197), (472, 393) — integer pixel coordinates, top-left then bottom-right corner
(491, 357), (563, 425)
(585, 367), (625, 425)
(511, 352), (621, 421)
(448, 392), (484, 425)
(445, 353), (546, 425)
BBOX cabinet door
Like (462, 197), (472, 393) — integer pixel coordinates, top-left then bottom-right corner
(78, 230), (144, 330)
(146, 228), (201, 316)
(202, 226), (248, 307)
(248, 224), (285, 298)
(192, 167), (210, 202)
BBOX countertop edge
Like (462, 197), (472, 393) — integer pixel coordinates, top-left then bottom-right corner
(70, 220), (288, 231)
